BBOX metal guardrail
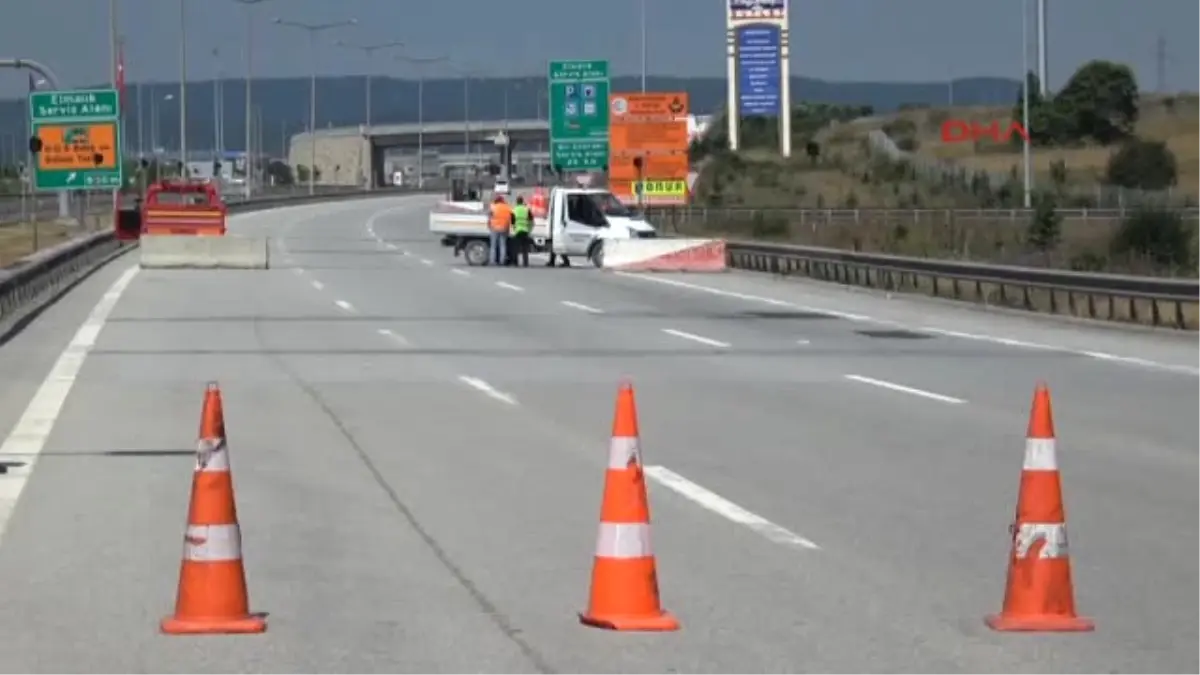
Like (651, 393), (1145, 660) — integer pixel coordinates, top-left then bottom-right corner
(722, 240), (1200, 330)
(0, 187), (440, 340)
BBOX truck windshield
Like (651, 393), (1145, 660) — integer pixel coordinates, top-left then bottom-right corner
(588, 192), (635, 218)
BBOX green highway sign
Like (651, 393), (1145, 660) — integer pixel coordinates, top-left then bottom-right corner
(548, 59), (610, 172)
(28, 89), (124, 192)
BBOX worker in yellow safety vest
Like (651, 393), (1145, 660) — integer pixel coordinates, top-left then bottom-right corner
(487, 195), (514, 266)
(510, 196), (534, 267)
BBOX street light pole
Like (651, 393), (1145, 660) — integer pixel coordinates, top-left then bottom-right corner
(639, 0), (647, 92)
(179, 0), (188, 172)
(336, 40), (404, 190)
(397, 55), (447, 187)
(273, 17), (358, 195)
(233, 0), (269, 200)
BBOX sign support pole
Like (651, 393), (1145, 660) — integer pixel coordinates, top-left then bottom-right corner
(780, 27), (791, 158)
(725, 28), (739, 152)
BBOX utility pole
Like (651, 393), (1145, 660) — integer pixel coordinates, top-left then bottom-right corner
(179, 0), (189, 172)
(273, 16), (358, 195)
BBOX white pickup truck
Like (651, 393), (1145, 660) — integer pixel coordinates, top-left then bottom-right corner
(429, 187), (658, 267)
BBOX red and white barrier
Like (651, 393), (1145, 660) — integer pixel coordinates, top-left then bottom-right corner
(601, 238), (726, 272)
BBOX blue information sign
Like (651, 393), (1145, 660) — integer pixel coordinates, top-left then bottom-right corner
(736, 25), (782, 117)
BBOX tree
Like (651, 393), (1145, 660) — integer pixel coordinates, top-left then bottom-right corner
(805, 141), (820, 165)
(1027, 193), (1063, 252)
(1054, 60), (1139, 144)
(1105, 139), (1177, 190)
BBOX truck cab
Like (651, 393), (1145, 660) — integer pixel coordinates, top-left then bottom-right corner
(140, 179), (227, 237)
(548, 188), (657, 266)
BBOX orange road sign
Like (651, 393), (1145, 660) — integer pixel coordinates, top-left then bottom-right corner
(36, 122), (118, 171)
(608, 93), (690, 204)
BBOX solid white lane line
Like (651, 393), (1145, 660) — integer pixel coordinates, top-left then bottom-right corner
(311, 280), (324, 291)
(619, 273), (870, 321)
(844, 374), (965, 404)
(451, 268), (471, 277)
(0, 266), (140, 547)
(617, 272), (1197, 376)
(662, 328), (730, 348)
(458, 376), (518, 405)
(561, 300), (604, 314)
(644, 466), (820, 551)
(495, 281), (524, 292)
(334, 299), (355, 312)
(377, 328), (409, 346)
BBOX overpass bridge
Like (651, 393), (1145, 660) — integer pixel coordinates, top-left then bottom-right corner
(287, 119), (553, 188)
(0, 193), (1194, 671)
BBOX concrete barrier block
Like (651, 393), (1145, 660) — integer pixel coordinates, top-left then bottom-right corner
(601, 238), (727, 272)
(139, 235), (270, 270)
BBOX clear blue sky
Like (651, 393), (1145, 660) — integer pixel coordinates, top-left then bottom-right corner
(0, 0), (1195, 95)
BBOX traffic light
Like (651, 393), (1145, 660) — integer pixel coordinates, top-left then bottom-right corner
(28, 136), (42, 154)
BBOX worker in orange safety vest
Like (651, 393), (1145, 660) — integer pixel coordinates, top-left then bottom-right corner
(487, 195), (514, 266)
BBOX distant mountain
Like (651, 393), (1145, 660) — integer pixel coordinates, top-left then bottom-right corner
(0, 74), (1020, 156)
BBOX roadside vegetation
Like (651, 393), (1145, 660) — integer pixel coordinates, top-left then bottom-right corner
(680, 60), (1198, 277)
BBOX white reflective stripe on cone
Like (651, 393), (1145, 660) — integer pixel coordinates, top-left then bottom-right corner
(1023, 437), (1058, 471)
(183, 523), (243, 562)
(607, 436), (641, 470)
(1012, 522), (1069, 559)
(195, 437), (230, 472)
(594, 522), (652, 559)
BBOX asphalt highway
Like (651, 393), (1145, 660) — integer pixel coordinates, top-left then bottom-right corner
(0, 195), (1194, 673)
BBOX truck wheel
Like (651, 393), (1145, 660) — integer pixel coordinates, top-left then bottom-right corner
(588, 241), (604, 268)
(464, 240), (489, 266)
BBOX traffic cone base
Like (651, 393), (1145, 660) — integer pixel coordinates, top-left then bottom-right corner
(985, 613), (1094, 632)
(161, 614), (267, 635)
(579, 611), (680, 632)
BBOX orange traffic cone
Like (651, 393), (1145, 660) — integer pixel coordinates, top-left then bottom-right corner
(985, 383), (1093, 632)
(579, 381), (679, 632)
(161, 382), (266, 635)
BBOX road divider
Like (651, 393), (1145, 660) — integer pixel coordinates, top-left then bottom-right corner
(601, 238), (727, 272)
(139, 234), (269, 270)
